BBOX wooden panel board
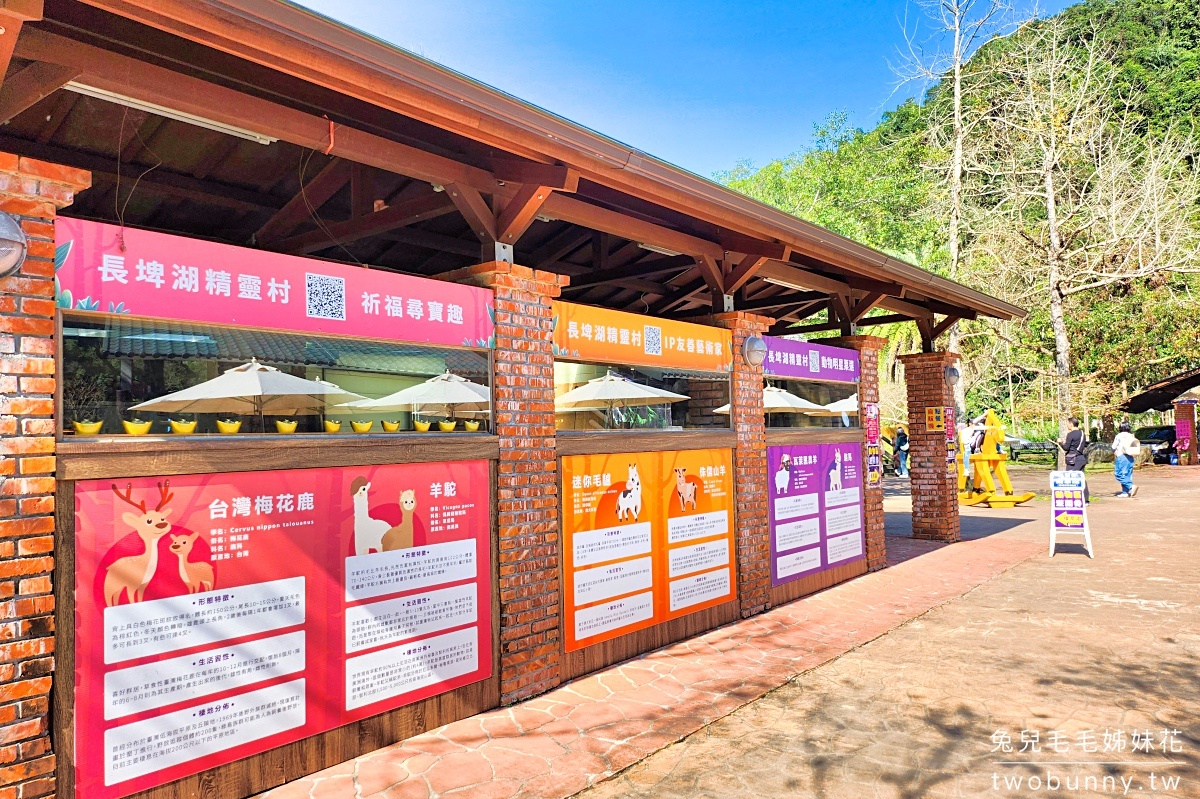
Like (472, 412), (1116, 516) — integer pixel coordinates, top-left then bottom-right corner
(54, 464), (504, 799)
(764, 428), (863, 447)
(556, 430), (736, 458)
(768, 559), (868, 607)
(57, 435), (500, 480)
(561, 598), (740, 682)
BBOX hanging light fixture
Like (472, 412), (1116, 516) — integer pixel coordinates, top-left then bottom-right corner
(0, 213), (28, 277)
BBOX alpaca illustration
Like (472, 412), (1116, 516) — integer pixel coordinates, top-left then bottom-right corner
(774, 454), (792, 495)
(616, 464), (642, 521)
(827, 450), (844, 492)
(674, 467), (697, 511)
(103, 481), (174, 606)
(168, 531), (215, 594)
(351, 477), (390, 555)
(382, 489), (417, 551)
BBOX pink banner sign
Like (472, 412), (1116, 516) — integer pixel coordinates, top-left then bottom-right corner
(55, 218), (494, 348)
(73, 461), (492, 799)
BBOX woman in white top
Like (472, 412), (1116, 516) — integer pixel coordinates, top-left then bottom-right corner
(1111, 422), (1140, 497)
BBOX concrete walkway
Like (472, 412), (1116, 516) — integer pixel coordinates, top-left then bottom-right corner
(579, 466), (1200, 798)
(259, 473), (1061, 798)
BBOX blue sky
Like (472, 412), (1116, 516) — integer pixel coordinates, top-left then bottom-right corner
(296, 0), (1075, 179)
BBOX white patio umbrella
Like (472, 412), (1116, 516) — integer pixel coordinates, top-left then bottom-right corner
(128, 359), (365, 417)
(342, 372), (490, 417)
(805, 394), (860, 416)
(713, 385), (825, 415)
(555, 372), (688, 428)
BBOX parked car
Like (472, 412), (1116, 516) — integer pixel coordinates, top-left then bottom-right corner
(1134, 425), (1177, 464)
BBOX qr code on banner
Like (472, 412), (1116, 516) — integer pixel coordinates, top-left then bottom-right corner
(643, 325), (662, 356)
(305, 273), (346, 321)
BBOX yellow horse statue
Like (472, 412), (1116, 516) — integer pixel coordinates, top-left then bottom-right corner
(958, 409), (1036, 508)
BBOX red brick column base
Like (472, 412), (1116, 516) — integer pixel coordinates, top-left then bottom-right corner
(899, 351), (960, 543)
(827, 335), (888, 571)
(451, 261), (567, 704)
(1174, 402), (1197, 466)
(0, 154), (90, 798)
(711, 313), (772, 617)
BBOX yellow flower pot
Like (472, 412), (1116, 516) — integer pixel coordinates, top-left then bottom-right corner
(464, 420), (481, 432)
(413, 420), (432, 432)
(122, 419), (152, 436)
(438, 420), (457, 432)
(216, 419), (242, 434)
(169, 419), (197, 434)
(275, 419), (299, 434)
(381, 420), (400, 433)
(324, 420), (342, 433)
(72, 420), (103, 435)
(351, 420), (373, 434)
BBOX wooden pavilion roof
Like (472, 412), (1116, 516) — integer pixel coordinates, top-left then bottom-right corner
(0, 0), (1024, 346)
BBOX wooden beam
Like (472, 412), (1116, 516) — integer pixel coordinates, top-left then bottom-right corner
(718, 232), (789, 261)
(254, 158), (350, 245)
(0, 2), (44, 87)
(273, 192), (456, 254)
(0, 61), (78, 123)
(849, 291), (885, 321)
(736, 290), (826, 312)
(725, 254), (767, 294)
(540, 192), (724, 261)
(931, 315), (961, 339)
(564, 255), (693, 290)
(694, 254), (724, 294)
(856, 313), (915, 328)
(444, 183), (495, 242)
(915, 315), (936, 352)
(17, 28), (498, 193)
(189, 134), (240, 180)
(350, 162), (374, 218)
(35, 89), (75, 143)
(565, 276), (666, 295)
(757, 259), (854, 296)
(526, 228), (591, 268)
(496, 183), (552, 244)
(647, 276), (707, 315)
(491, 158), (578, 191)
(119, 115), (165, 162)
(378, 227), (480, 257)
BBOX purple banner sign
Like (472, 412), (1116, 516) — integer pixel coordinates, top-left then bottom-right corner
(767, 443), (866, 586)
(763, 337), (860, 383)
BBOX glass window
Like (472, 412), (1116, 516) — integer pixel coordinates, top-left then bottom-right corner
(61, 313), (490, 436)
(764, 379), (859, 429)
(554, 361), (729, 431)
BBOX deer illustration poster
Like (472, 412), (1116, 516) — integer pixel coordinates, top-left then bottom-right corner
(72, 460), (491, 799)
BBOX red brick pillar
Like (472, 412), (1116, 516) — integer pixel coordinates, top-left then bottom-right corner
(711, 312), (772, 617)
(0, 155), (90, 797)
(827, 335), (888, 571)
(899, 351), (960, 542)
(450, 261), (566, 703)
(1174, 402), (1197, 466)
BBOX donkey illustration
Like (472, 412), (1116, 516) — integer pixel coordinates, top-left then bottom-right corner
(103, 481), (174, 606)
(616, 464), (642, 521)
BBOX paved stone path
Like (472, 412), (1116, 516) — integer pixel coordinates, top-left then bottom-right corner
(579, 466), (1200, 798)
(260, 473), (1054, 799)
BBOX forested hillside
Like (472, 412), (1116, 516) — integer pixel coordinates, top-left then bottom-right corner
(721, 0), (1200, 435)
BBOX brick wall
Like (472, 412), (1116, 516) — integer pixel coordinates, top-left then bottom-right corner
(1174, 402), (1197, 466)
(898, 351), (960, 542)
(827, 336), (887, 571)
(451, 261), (566, 703)
(685, 378), (728, 428)
(0, 155), (90, 798)
(710, 313), (772, 617)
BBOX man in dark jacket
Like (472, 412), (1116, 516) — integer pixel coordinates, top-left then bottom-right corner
(1058, 417), (1089, 501)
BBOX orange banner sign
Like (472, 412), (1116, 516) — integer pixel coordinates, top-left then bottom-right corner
(562, 448), (735, 651)
(552, 301), (733, 372)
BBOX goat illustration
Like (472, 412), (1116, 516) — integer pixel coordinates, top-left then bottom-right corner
(351, 477), (390, 555)
(616, 464), (642, 521)
(674, 467), (697, 512)
(774, 454), (792, 495)
(168, 531), (215, 594)
(382, 489), (416, 551)
(103, 481), (174, 606)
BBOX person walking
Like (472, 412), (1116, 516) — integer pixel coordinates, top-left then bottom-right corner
(1058, 417), (1090, 502)
(1111, 422), (1141, 497)
(895, 425), (909, 477)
